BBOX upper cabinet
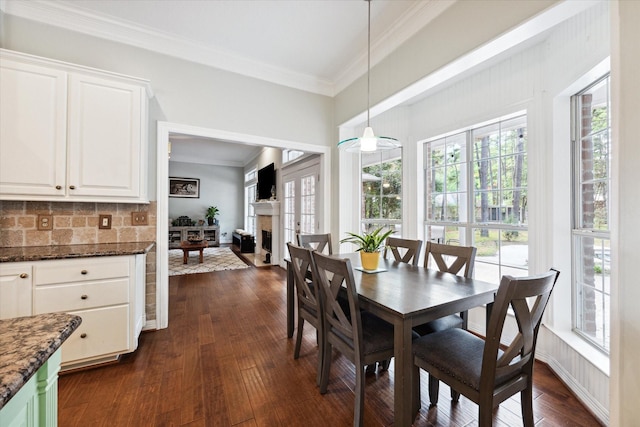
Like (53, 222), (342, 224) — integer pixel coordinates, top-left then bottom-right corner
(0, 49), (152, 203)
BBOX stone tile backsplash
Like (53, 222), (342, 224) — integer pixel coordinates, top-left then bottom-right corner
(0, 200), (158, 323)
(0, 201), (156, 246)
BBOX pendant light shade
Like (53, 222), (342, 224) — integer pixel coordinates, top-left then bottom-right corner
(338, 0), (400, 152)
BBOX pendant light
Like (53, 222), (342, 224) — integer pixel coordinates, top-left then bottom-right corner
(338, 0), (400, 153)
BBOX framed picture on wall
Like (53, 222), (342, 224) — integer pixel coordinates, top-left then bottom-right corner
(169, 177), (200, 198)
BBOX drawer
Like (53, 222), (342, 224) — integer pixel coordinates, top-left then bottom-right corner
(34, 278), (129, 313)
(61, 305), (130, 364)
(34, 256), (130, 285)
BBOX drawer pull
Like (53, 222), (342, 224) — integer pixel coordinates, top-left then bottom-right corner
(55, 185), (62, 190)
(81, 270), (88, 275)
(20, 273), (28, 279)
(81, 294), (88, 300)
(80, 333), (87, 339)
(69, 185), (76, 190)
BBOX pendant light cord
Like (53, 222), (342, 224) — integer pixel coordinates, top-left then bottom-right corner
(366, 0), (371, 128)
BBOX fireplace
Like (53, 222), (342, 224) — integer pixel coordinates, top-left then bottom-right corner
(250, 201), (281, 267)
(262, 230), (272, 252)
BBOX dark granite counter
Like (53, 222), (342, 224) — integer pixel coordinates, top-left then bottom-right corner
(0, 313), (81, 408)
(0, 241), (155, 263)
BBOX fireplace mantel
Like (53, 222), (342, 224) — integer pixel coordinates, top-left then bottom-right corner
(250, 201), (282, 267)
(251, 201), (280, 216)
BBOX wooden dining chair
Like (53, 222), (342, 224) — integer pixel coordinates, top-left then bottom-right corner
(297, 233), (333, 255)
(310, 251), (396, 427)
(418, 241), (477, 333)
(383, 237), (423, 266)
(287, 243), (324, 385)
(413, 269), (559, 426)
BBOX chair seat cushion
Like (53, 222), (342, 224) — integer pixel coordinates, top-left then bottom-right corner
(413, 328), (506, 391)
(356, 312), (393, 354)
(413, 314), (463, 335)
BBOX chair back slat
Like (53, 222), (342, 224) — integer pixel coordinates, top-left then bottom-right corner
(482, 270), (559, 389)
(297, 233), (332, 255)
(287, 243), (320, 314)
(424, 241), (477, 278)
(383, 237), (423, 266)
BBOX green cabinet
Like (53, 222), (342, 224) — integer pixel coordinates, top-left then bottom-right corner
(0, 350), (61, 427)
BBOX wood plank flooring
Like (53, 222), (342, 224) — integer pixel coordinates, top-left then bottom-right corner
(58, 265), (602, 426)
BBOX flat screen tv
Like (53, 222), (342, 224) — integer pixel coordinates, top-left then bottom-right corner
(257, 163), (276, 200)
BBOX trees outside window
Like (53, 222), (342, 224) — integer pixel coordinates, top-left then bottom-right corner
(425, 114), (528, 284)
(361, 148), (402, 234)
(572, 74), (611, 353)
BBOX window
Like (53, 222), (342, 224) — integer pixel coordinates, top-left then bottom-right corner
(361, 148), (402, 234)
(571, 74), (611, 353)
(244, 168), (257, 237)
(424, 114), (528, 284)
(282, 149), (304, 164)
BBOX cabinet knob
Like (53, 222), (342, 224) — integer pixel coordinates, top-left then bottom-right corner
(69, 185), (76, 190)
(80, 333), (87, 339)
(55, 185), (62, 190)
(20, 273), (28, 279)
(81, 270), (88, 275)
(81, 294), (88, 300)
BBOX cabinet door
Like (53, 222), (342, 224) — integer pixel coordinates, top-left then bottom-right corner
(0, 60), (67, 197)
(67, 74), (143, 199)
(0, 263), (33, 319)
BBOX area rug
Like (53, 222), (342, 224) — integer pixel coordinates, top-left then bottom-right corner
(169, 247), (249, 276)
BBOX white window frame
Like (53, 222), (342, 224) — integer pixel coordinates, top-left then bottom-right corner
(361, 148), (402, 235)
(423, 113), (529, 284)
(571, 74), (611, 354)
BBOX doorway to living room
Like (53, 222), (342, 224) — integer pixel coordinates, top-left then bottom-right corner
(154, 121), (331, 330)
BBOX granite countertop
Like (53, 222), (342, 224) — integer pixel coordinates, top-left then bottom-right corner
(0, 313), (82, 408)
(0, 241), (155, 263)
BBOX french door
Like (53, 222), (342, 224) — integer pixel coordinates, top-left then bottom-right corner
(282, 157), (321, 254)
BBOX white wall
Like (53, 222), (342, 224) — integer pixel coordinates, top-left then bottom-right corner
(168, 161), (244, 243)
(611, 1), (640, 425)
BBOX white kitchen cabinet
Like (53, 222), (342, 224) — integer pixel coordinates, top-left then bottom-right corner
(0, 262), (33, 319)
(0, 49), (151, 203)
(24, 254), (146, 370)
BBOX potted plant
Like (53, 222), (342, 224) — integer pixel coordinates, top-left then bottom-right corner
(340, 226), (394, 270)
(205, 206), (219, 226)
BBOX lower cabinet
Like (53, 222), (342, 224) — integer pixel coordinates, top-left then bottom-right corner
(0, 262), (32, 319)
(12, 254), (146, 370)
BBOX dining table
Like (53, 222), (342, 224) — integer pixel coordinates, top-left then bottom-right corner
(285, 252), (499, 427)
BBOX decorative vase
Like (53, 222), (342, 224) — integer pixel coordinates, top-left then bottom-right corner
(360, 251), (380, 271)
(207, 217), (214, 226)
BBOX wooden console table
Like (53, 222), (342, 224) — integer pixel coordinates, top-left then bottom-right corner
(169, 225), (219, 248)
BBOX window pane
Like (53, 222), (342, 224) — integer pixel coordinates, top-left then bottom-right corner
(574, 234), (611, 350)
(573, 74), (611, 353)
(362, 149), (402, 222)
(425, 114), (527, 285)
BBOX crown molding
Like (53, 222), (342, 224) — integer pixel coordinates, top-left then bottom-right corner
(1, 0), (336, 96)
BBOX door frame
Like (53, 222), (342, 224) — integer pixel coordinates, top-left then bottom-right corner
(281, 155), (323, 249)
(155, 121), (331, 329)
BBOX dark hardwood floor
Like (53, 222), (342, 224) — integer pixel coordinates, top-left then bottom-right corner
(58, 265), (602, 426)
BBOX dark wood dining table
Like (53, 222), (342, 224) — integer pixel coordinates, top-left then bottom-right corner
(285, 252), (499, 427)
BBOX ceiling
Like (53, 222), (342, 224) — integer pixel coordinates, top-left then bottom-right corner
(2, 0), (451, 166)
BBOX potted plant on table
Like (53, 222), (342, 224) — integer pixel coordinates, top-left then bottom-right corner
(205, 206), (219, 226)
(340, 226), (394, 271)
